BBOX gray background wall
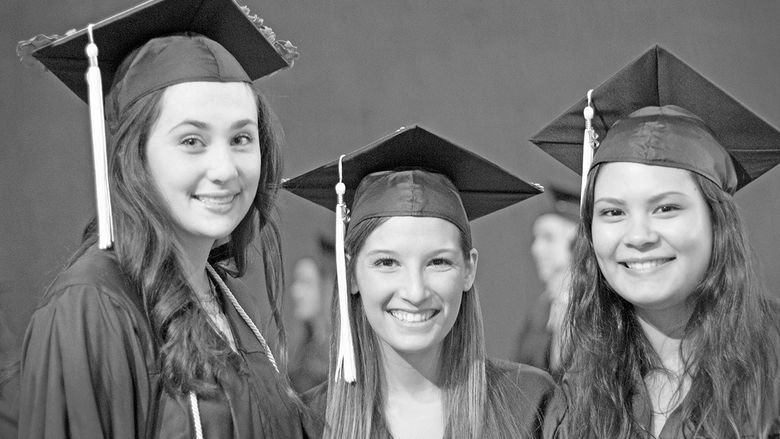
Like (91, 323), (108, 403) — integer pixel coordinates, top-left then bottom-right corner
(2, 0), (779, 360)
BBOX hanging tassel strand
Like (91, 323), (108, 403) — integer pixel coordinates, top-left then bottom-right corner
(85, 25), (114, 249)
(581, 89), (599, 202)
(334, 155), (357, 383)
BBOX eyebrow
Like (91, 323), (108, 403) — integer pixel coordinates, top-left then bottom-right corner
(168, 118), (257, 134)
(594, 191), (689, 205)
(362, 247), (461, 258)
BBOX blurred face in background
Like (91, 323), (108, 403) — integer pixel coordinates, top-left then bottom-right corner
(531, 213), (577, 285)
(290, 257), (323, 322)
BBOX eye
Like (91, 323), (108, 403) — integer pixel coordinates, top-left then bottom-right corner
(372, 258), (399, 269)
(180, 136), (206, 149)
(654, 204), (681, 214)
(231, 133), (255, 147)
(597, 207), (624, 217)
(429, 258), (452, 267)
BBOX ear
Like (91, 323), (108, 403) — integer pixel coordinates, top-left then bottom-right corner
(346, 254), (359, 295)
(463, 248), (478, 291)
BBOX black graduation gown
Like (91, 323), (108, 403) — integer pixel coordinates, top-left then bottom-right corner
(302, 358), (556, 438)
(18, 245), (311, 439)
(545, 377), (780, 439)
(512, 292), (553, 372)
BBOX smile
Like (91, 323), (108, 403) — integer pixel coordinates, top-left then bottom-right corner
(388, 309), (439, 323)
(620, 258), (674, 271)
(193, 194), (238, 207)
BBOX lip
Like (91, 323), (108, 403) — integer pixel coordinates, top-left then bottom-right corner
(618, 257), (675, 272)
(387, 309), (440, 325)
(193, 192), (239, 212)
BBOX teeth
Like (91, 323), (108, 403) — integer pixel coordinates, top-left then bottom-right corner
(625, 259), (669, 271)
(197, 195), (236, 205)
(389, 310), (436, 323)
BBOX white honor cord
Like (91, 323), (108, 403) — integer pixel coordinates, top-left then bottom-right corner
(189, 264), (280, 437)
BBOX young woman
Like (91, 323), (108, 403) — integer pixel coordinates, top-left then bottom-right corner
(15, 0), (310, 437)
(550, 105), (780, 438)
(285, 126), (556, 438)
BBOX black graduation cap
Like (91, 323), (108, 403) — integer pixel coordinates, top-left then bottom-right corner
(16, 0), (297, 250)
(16, 0), (298, 103)
(529, 45), (780, 193)
(284, 125), (542, 225)
(283, 125), (541, 384)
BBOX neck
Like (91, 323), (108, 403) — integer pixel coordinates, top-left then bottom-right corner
(635, 307), (690, 373)
(380, 343), (442, 399)
(178, 237), (216, 295)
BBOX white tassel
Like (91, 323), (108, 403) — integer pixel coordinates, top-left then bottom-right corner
(85, 24), (114, 249)
(581, 89), (599, 203)
(334, 155), (356, 383)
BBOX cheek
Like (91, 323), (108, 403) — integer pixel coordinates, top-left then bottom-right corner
(590, 222), (616, 261)
(241, 152), (263, 184)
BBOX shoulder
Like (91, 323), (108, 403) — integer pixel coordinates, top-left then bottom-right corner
(300, 381), (328, 438)
(300, 380), (328, 416)
(32, 246), (144, 327)
(487, 357), (556, 396)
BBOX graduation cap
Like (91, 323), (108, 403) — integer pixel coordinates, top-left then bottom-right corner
(530, 45), (780, 196)
(16, 0), (298, 249)
(284, 125), (542, 382)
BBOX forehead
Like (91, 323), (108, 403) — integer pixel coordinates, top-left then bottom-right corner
(362, 216), (462, 250)
(594, 162), (701, 200)
(158, 81), (257, 117)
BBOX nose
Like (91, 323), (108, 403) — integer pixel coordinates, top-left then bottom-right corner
(623, 214), (659, 250)
(206, 144), (239, 183)
(398, 268), (429, 305)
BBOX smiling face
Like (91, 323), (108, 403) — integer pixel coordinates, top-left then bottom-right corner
(591, 162), (713, 320)
(352, 216), (478, 358)
(145, 81), (261, 253)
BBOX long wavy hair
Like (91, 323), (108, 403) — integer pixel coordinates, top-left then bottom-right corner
(323, 216), (532, 439)
(63, 46), (289, 398)
(560, 165), (780, 438)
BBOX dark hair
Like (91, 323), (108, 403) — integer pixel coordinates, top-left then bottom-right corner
(323, 216), (533, 438)
(63, 47), (289, 397)
(560, 165), (780, 438)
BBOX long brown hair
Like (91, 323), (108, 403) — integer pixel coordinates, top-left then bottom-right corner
(62, 46), (290, 397)
(560, 166), (780, 438)
(323, 217), (532, 438)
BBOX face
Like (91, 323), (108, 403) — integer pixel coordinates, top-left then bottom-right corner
(591, 162), (712, 319)
(290, 258), (323, 321)
(531, 213), (577, 284)
(353, 216), (478, 358)
(146, 82), (261, 252)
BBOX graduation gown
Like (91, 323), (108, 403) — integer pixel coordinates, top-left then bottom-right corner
(545, 377), (780, 439)
(512, 292), (554, 372)
(18, 245), (311, 439)
(302, 358), (556, 438)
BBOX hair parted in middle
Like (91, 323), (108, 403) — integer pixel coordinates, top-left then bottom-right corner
(559, 165), (780, 438)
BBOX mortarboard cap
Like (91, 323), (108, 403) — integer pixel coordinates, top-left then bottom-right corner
(284, 125), (542, 229)
(530, 45), (780, 194)
(17, 0), (298, 104)
(283, 125), (542, 383)
(16, 0), (297, 250)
